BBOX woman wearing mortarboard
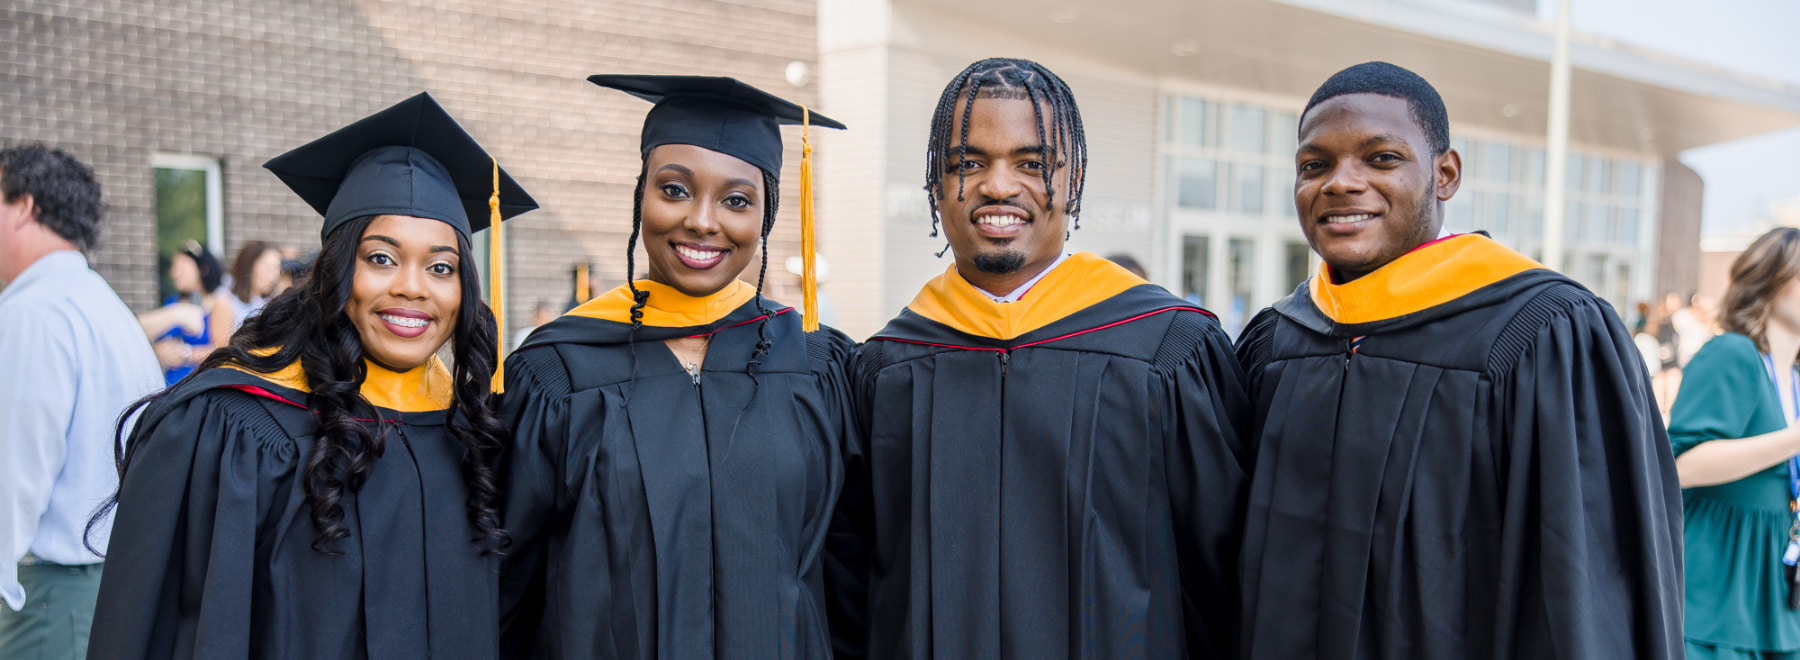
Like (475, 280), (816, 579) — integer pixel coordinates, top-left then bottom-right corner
(87, 93), (537, 660)
(496, 76), (850, 659)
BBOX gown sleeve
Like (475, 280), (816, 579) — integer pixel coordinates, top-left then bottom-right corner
(496, 348), (574, 659)
(824, 340), (879, 660)
(1491, 292), (1683, 659)
(1666, 334), (1763, 457)
(87, 390), (300, 660)
(1159, 311), (1254, 658)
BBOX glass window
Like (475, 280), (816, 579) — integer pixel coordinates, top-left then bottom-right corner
(1487, 193), (1513, 236)
(1614, 160), (1641, 198)
(1226, 104), (1266, 154)
(1284, 241), (1312, 294)
(1181, 235), (1210, 307)
(1232, 164), (1264, 215)
(1481, 142), (1513, 183)
(1524, 147), (1546, 187)
(1179, 98), (1211, 148)
(1565, 154), (1584, 192)
(1446, 192), (1476, 233)
(1227, 238), (1256, 338)
(153, 154), (223, 304)
(1271, 111), (1298, 159)
(1616, 206), (1638, 244)
(1585, 156), (1610, 195)
(1175, 157), (1217, 209)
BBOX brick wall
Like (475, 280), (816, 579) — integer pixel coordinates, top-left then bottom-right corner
(0, 0), (824, 339)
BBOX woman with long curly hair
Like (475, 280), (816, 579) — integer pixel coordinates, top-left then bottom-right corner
(86, 93), (536, 660)
(497, 76), (850, 659)
(1672, 226), (1800, 659)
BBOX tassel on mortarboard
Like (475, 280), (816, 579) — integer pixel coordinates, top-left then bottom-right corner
(489, 157), (506, 393)
(799, 106), (819, 332)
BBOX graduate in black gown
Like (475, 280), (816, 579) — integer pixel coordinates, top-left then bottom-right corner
(497, 75), (851, 659)
(1233, 62), (1682, 659)
(826, 58), (1252, 660)
(86, 93), (537, 660)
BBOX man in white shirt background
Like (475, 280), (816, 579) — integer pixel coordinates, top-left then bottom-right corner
(0, 143), (163, 660)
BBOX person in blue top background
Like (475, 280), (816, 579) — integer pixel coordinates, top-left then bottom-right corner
(136, 240), (232, 384)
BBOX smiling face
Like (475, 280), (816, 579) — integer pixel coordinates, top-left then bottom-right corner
(936, 96), (1073, 294)
(345, 214), (461, 372)
(639, 143), (765, 297)
(1295, 93), (1461, 282)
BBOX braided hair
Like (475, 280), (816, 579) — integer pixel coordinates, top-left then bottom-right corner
(924, 58), (1088, 240)
(621, 159), (782, 404)
(92, 215), (510, 556)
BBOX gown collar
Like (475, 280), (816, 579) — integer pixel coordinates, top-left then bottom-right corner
(226, 353), (455, 413)
(1307, 233), (1544, 326)
(566, 279), (757, 328)
(906, 252), (1147, 341)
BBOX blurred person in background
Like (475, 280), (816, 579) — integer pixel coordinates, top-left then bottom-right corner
(135, 241), (232, 385)
(0, 143), (162, 660)
(272, 251), (309, 298)
(223, 240), (283, 328)
(1677, 292), (1720, 367)
(1104, 252), (1149, 279)
(1670, 227), (1800, 660)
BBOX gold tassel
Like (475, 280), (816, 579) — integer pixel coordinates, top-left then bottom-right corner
(489, 157), (506, 393)
(799, 106), (819, 332)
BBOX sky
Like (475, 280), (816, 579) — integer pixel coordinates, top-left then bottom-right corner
(1540, 0), (1800, 237)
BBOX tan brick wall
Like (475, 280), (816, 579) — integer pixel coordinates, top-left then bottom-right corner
(0, 0), (825, 340)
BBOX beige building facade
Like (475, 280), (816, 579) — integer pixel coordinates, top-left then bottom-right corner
(815, 0), (1800, 339)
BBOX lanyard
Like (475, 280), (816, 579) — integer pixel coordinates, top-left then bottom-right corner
(1762, 354), (1800, 507)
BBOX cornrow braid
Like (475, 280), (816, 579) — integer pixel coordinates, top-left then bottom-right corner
(923, 58), (1088, 239)
(748, 169), (779, 375)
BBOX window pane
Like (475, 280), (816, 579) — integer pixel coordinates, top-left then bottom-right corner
(1227, 238), (1255, 337)
(1226, 104), (1266, 154)
(1489, 193), (1514, 237)
(1614, 160), (1641, 198)
(1446, 191), (1475, 233)
(1271, 111), (1298, 159)
(1565, 154), (1584, 192)
(1176, 157), (1217, 209)
(1616, 206), (1638, 244)
(1180, 98), (1210, 147)
(155, 167), (210, 303)
(1181, 235), (1210, 307)
(1524, 147), (1546, 187)
(1284, 241), (1311, 294)
(1481, 142), (1512, 183)
(1233, 164), (1264, 214)
(1586, 156), (1610, 195)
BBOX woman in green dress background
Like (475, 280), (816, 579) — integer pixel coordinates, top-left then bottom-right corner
(1674, 226), (1800, 659)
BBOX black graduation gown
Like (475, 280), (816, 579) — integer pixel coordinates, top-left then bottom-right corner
(498, 287), (852, 660)
(89, 363), (498, 660)
(828, 253), (1253, 660)
(1233, 234), (1682, 659)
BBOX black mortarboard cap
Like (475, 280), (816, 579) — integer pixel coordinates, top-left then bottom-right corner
(263, 92), (538, 241)
(588, 75), (845, 175)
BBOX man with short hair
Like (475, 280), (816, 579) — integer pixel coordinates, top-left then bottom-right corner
(827, 58), (1251, 659)
(1234, 62), (1682, 658)
(0, 144), (162, 659)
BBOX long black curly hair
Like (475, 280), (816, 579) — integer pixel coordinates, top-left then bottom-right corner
(91, 214), (509, 556)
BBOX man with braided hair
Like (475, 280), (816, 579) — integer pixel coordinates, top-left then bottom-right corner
(825, 58), (1252, 659)
(1234, 61), (1680, 658)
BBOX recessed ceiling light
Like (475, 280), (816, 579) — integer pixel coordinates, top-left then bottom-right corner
(1501, 103), (1519, 118)
(1171, 40), (1199, 57)
(1050, 7), (1079, 23)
